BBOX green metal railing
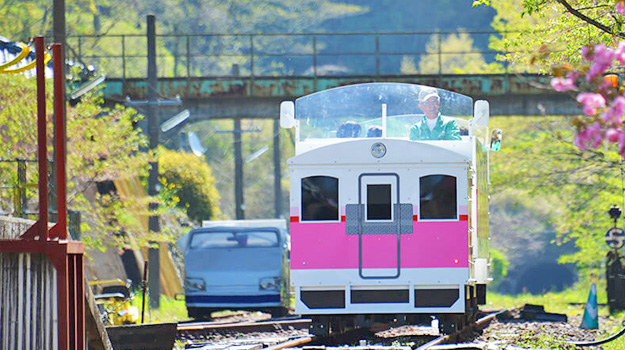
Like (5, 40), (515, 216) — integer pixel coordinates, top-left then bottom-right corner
(64, 30), (521, 80)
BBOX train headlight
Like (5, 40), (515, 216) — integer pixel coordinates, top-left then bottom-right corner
(259, 277), (280, 291)
(371, 142), (386, 158)
(185, 277), (206, 291)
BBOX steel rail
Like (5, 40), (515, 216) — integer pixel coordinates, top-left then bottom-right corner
(415, 308), (515, 350)
(177, 318), (311, 332)
(264, 336), (313, 350)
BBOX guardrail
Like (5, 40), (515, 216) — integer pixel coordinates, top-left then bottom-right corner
(63, 30), (526, 80)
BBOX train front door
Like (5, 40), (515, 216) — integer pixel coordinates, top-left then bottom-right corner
(346, 173), (413, 279)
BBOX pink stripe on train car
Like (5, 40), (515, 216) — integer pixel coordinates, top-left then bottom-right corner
(290, 220), (469, 270)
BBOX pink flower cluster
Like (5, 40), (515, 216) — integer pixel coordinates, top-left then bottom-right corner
(576, 92), (606, 115)
(551, 72), (578, 92)
(557, 40), (625, 158)
(617, 0), (625, 15)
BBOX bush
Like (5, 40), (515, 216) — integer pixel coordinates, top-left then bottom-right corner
(158, 148), (222, 224)
(490, 248), (510, 287)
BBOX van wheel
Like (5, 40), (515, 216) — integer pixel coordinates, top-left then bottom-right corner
(187, 307), (212, 320)
(269, 307), (288, 318)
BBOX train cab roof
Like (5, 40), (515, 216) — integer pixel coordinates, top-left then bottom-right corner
(280, 83), (490, 156)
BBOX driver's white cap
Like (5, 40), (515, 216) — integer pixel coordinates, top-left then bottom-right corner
(418, 87), (439, 103)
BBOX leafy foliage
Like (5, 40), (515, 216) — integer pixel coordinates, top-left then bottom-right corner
(417, 31), (505, 74)
(488, 248), (510, 288)
(0, 74), (163, 249)
(158, 147), (222, 224)
(477, 0), (625, 72)
(490, 115), (624, 281)
(0, 0), (365, 79)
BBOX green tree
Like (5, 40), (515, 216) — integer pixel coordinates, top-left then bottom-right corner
(158, 148), (222, 224)
(0, 74), (158, 249)
(489, 249), (510, 288)
(0, 0), (365, 78)
(473, 0), (625, 284)
(489, 115), (623, 280)
(416, 31), (505, 74)
(475, 0), (625, 72)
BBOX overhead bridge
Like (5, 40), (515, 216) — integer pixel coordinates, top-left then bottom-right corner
(102, 73), (580, 120)
(64, 31), (581, 120)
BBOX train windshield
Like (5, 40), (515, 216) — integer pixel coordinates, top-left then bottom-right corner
(295, 83), (472, 140)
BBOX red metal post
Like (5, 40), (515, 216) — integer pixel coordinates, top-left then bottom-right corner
(75, 254), (85, 350)
(36, 36), (49, 239)
(0, 39), (85, 350)
(50, 43), (67, 239)
(57, 257), (69, 350)
(21, 36), (49, 240)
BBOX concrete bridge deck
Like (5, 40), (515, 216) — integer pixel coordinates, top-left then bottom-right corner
(102, 73), (579, 120)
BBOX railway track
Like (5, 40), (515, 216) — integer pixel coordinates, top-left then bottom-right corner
(414, 308), (514, 350)
(116, 306), (608, 349)
(175, 308), (512, 349)
(177, 316), (312, 349)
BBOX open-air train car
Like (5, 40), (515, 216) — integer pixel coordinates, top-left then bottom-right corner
(280, 82), (495, 334)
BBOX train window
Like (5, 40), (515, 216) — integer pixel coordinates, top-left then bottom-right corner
(190, 231), (279, 248)
(420, 175), (457, 220)
(367, 184), (392, 220)
(301, 176), (339, 221)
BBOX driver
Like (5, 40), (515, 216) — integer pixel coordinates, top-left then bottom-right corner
(409, 87), (461, 141)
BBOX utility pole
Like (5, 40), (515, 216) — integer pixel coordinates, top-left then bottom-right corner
(216, 121), (262, 220)
(146, 14), (161, 309)
(273, 119), (282, 218)
(234, 119), (245, 219)
(124, 16), (181, 307)
(53, 0), (66, 53)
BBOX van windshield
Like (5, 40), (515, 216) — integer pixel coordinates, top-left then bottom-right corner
(295, 82), (472, 140)
(189, 230), (279, 249)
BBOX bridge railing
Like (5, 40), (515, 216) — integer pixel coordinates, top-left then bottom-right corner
(64, 31), (527, 80)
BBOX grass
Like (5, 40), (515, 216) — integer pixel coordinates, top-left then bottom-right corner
(130, 292), (188, 323)
(487, 286), (625, 350)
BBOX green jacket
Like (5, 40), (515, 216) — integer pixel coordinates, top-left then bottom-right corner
(409, 114), (461, 141)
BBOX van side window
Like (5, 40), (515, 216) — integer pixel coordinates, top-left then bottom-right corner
(420, 175), (457, 220)
(301, 176), (339, 221)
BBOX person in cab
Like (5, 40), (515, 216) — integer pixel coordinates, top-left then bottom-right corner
(409, 87), (461, 141)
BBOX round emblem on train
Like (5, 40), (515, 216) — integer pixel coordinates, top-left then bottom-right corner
(370, 142), (386, 158)
(605, 227), (625, 249)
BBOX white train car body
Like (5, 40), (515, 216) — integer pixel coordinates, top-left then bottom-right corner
(280, 83), (492, 322)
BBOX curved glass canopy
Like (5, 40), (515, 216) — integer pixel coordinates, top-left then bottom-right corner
(294, 83), (473, 140)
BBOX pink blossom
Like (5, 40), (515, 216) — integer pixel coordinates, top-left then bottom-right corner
(610, 96), (625, 122)
(574, 127), (591, 150)
(619, 133), (625, 157)
(574, 133), (587, 150)
(607, 128), (620, 143)
(576, 92), (606, 115)
(615, 41), (625, 64)
(586, 122), (603, 148)
(551, 73), (577, 92)
(582, 45), (592, 60)
(600, 96), (625, 122)
(552, 40), (625, 156)
(617, 0), (625, 15)
(586, 44), (615, 81)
